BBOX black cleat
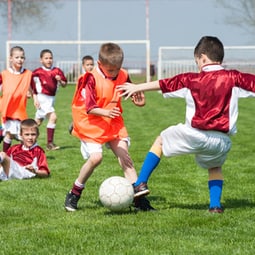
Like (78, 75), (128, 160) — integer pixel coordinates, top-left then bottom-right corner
(133, 196), (156, 211)
(65, 191), (80, 212)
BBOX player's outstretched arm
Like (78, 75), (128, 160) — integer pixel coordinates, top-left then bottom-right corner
(117, 81), (160, 100)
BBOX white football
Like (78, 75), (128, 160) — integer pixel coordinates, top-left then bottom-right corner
(99, 176), (134, 211)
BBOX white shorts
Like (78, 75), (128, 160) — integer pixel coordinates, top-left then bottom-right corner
(2, 120), (21, 140)
(161, 123), (232, 169)
(80, 137), (130, 159)
(35, 94), (55, 119)
(0, 158), (36, 181)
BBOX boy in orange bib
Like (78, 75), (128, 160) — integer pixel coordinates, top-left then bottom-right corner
(65, 43), (154, 212)
(0, 46), (34, 152)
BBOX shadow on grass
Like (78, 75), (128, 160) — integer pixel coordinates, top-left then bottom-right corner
(147, 196), (255, 210)
(223, 198), (255, 209)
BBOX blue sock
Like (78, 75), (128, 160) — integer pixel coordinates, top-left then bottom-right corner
(208, 180), (223, 208)
(135, 152), (160, 186)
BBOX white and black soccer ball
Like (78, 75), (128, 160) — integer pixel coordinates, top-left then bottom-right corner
(99, 176), (134, 211)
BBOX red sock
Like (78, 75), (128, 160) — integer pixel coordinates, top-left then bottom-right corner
(71, 184), (84, 196)
(47, 128), (55, 144)
(3, 141), (11, 152)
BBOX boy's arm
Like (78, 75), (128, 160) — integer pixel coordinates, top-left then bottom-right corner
(28, 150), (50, 178)
(89, 107), (121, 119)
(56, 69), (67, 87)
(117, 81), (160, 99)
(26, 166), (49, 178)
(55, 74), (67, 87)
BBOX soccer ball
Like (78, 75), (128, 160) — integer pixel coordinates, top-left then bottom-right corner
(99, 176), (134, 211)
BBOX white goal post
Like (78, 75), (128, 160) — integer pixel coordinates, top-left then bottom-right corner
(158, 46), (255, 79)
(6, 40), (151, 82)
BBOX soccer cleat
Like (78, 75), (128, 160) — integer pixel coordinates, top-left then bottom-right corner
(133, 182), (150, 198)
(209, 206), (224, 213)
(133, 196), (156, 211)
(65, 191), (80, 212)
(46, 143), (60, 151)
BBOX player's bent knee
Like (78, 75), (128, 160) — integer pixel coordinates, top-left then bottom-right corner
(89, 153), (103, 166)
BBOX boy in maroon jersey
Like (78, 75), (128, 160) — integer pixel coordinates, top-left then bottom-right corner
(0, 118), (50, 180)
(118, 36), (255, 213)
(32, 49), (67, 151)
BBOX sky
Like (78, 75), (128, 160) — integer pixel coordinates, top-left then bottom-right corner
(0, 0), (254, 67)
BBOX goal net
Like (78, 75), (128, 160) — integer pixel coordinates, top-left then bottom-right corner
(158, 46), (255, 79)
(6, 40), (150, 83)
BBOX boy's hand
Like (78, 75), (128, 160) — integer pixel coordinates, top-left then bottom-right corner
(55, 75), (61, 81)
(117, 83), (138, 99)
(108, 107), (121, 118)
(25, 164), (38, 174)
(89, 107), (121, 118)
(131, 91), (145, 106)
(55, 75), (67, 87)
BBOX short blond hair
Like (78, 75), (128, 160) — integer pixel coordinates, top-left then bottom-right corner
(20, 119), (39, 135)
(98, 43), (124, 66)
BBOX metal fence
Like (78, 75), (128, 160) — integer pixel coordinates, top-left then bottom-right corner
(157, 46), (255, 79)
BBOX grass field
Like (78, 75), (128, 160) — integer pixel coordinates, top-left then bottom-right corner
(1, 83), (255, 255)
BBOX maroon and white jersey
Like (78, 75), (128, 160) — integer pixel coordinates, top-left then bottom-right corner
(7, 143), (50, 174)
(32, 66), (67, 96)
(159, 64), (255, 135)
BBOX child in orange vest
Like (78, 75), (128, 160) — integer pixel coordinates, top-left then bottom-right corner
(0, 46), (34, 152)
(65, 43), (154, 212)
(68, 55), (95, 135)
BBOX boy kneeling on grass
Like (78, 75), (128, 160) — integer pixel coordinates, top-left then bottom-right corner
(0, 118), (50, 180)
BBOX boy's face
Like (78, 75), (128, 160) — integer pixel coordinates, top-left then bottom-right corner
(20, 127), (38, 148)
(10, 50), (25, 71)
(83, 59), (94, 72)
(40, 52), (53, 69)
(98, 61), (121, 80)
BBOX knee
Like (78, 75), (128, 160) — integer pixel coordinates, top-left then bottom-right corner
(49, 112), (57, 123)
(89, 153), (103, 167)
(0, 152), (7, 162)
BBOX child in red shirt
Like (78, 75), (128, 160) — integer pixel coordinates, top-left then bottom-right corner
(0, 118), (50, 180)
(32, 49), (67, 151)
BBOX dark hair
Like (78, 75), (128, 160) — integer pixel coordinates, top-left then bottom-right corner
(20, 119), (39, 135)
(194, 36), (224, 63)
(82, 55), (94, 64)
(40, 49), (53, 58)
(10, 46), (25, 56)
(98, 43), (124, 66)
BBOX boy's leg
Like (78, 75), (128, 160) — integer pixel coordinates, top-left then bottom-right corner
(3, 136), (12, 152)
(46, 112), (59, 150)
(109, 139), (137, 184)
(110, 139), (155, 211)
(0, 152), (11, 176)
(208, 167), (224, 213)
(65, 152), (103, 212)
(134, 136), (162, 197)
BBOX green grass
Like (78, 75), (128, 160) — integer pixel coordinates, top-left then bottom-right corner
(1, 83), (255, 254)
